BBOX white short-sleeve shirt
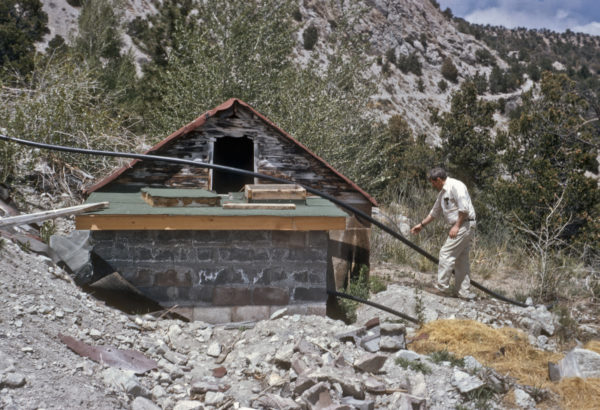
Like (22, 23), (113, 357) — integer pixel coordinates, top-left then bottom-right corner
(429, 177), (476, 226)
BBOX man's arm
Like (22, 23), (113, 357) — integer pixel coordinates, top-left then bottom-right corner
(410, 214), (434, 235)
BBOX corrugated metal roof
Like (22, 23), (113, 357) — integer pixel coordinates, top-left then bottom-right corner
(84, 98), (377, 207)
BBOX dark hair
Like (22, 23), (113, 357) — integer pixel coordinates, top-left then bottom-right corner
(428, 167), (447, 180)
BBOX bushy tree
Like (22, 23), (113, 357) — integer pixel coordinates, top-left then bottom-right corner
(397, 53), (422, 76)
(438, 81), (498, 188)
(475, 48), (495, 66)
(73, 0), (137, 102)
(494, 72), (599, 249)
(352, 116), (439, 200)
(437, 79), (447, 92)
(130, 0), (375, 174)
(441, 57), (458, 83)
(303, 24), (318, 50)
(0, 0), (49, 78)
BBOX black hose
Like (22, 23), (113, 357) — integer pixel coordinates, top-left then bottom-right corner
(328, 290), (420, 324)
(0, 134), (528, 309)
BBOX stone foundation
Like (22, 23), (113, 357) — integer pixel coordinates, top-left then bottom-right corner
(91, 230), (329, 322)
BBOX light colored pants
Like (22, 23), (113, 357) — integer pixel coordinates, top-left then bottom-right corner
(437, 224), (474, 295)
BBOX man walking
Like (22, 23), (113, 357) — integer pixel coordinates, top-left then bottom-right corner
(410, 167), (477, 300)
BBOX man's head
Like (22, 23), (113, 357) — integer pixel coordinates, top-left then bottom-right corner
(428, 167), (447, 191)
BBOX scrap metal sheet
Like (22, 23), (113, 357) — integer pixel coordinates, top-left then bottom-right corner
(59, 333), (157, 374)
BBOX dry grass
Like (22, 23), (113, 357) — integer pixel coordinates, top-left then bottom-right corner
(410, 319), (600, 409)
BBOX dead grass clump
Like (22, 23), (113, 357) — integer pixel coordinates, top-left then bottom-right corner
(411, 319), (562, 387)
(410, 319), (600, 409)
(554, 378), (600, 410)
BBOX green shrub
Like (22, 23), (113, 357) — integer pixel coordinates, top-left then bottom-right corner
(397, 53), (422, 76)
(395, 357), (432, 374)
(369, 275), (387, 294)
(475, 48), (495, 66)
(438, 79), (448, 91)
(429, 350), (465, 367)
(303, 24), (318, 50)
(337, 265), (370, 323)
(386, 48), (396, 65)
(292, 7), (302, 21)
(441, 57), (459, 83)
(40, 220), (56, 244)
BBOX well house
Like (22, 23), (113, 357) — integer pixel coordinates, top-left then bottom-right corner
(76, 99), (377, 322)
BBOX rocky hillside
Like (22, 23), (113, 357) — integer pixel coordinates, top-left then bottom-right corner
(3, 233), (599, 409)
(38, 0), (522, 142)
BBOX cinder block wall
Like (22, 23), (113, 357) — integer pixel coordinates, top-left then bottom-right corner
(91, 230), (329, 318)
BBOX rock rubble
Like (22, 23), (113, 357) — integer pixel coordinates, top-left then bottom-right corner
(0, 235), (596, 409)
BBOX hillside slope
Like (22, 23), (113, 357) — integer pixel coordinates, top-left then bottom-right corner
(38, 0), (513, 142)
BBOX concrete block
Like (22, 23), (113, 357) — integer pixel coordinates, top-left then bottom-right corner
(308, 231), (328, 248)
(212, 268), (244, 285)
(133, 247), (153, 262)
(131, 268), (155, 287)
(155, 269), (193, 287)
(194, 248), (213, 262)
(193, 307), (232, 324)
(213, 287), (252, 306)
(253, 287), (290, 305)
(188, 286), (214, 303)
(231, 305), (270, 322)
(288, 248), (327, 262)
(171, 307), (194, 321)
(272, 231), (307, 248)
(293, 287), (328, 302)
(304, 303), (327, 316)
(219, 247), (270, 262)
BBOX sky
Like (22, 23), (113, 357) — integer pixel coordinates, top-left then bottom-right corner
(436, 0), (600, 36)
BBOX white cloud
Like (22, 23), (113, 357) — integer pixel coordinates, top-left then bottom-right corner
(572, 21), (600, 35)
(555, 9), (570, 20)
(439, 0), (600, 34)
(465, 7), (567, 31)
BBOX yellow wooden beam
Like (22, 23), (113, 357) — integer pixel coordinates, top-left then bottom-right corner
(75, 214), (346, 231)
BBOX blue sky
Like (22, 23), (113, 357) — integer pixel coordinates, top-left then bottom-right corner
(436, 0), (600, 35)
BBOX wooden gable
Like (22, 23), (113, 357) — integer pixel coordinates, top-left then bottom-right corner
(86, 99), (377, 210)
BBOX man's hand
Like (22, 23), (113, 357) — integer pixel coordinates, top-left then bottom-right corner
(449, 224), (459, 238)
(410, 224), (423, 235)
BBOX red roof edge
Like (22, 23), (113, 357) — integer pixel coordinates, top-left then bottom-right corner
(84, 98), (378, 207)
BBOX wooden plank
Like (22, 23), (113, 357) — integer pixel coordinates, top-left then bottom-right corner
(141, 191), (221, 207)
(222, 203), (296, 210)
(0, 202), (110, 229)
(75, 214), (346, 231)
(245, 184), (306, 200)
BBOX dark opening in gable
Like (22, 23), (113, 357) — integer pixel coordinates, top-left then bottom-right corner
(212, 136), (254, 193)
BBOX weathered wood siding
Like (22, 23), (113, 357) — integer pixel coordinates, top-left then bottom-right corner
(98, 105), (372, 220)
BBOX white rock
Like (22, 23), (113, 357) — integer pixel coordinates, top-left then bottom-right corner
(451, 369), (485, 393)
(173, 400), (204, 410)
(89, 329), (102, 340)
(558, 348), (600, 379)
(207, 342), (221, 357)
(514, 388), (536, 409)
(205, 391), (225, 405)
